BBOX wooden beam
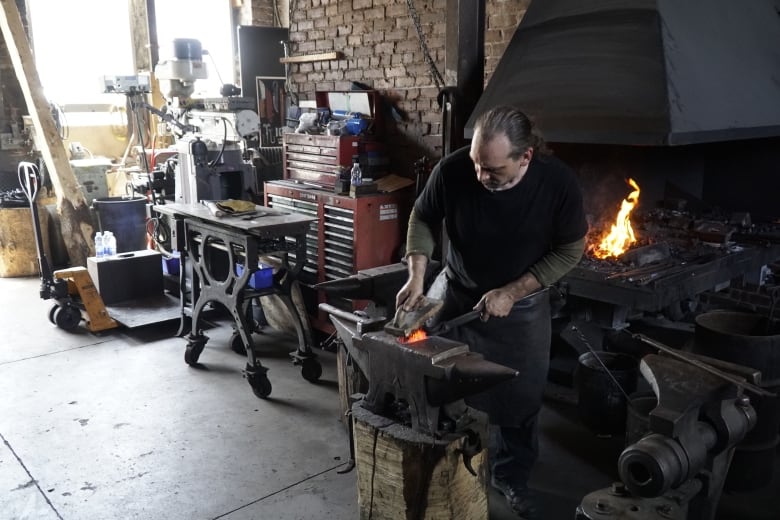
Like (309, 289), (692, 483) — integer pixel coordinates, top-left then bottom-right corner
(0, 0), (94, 266)
(279, 51), (342, 64)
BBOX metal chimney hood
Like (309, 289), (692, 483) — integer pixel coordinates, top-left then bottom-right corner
(466, 0), (780, 145)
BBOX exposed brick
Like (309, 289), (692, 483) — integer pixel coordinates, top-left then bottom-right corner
(296, 41), (317, 53)
(374, 42), (395, 55)
(384, 29), (407, 41)
(308, 30), (326, 40)
(324, 70), (344, 81)
(386, 4), (406, 18)
(299, 63), (315, 73)
(335, 81), (354, 90)
(309, 72), (326, 82)
(364, 7), (386, 20)
(297, 19), (315, 31)
(385, 66), (407, 78)
(347, 35), (362, 46)
(352, 0), (372, 9)
(316, 39), (335, 51)
(315, 81), (336, 91)
(363, 31), (386, 44)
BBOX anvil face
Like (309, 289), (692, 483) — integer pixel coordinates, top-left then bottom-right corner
(362, 331), (470, 365)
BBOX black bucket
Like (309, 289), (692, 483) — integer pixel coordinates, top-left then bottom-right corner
(574, 351), (638, 435)
(693, 310), (780, 492)
(92, 197), (148, 253)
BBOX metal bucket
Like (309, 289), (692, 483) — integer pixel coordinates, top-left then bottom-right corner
(574, 351), (638, 435)
(693, 310), (780, 491)
(92, 197), (148, 253)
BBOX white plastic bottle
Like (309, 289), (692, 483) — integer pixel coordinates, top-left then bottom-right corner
(95, 232), (104, 259)
(350, 155), (362, 186)
(106, 232), (117, 257)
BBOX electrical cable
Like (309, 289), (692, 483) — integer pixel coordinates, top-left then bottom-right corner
(208, 117), (229, 168)
(202, 49), (225, 89)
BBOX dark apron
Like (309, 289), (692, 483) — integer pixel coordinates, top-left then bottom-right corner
(438, 282), (551, 427)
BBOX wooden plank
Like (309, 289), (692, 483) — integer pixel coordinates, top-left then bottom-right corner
(279, 51), (342, 64)
(352, 404), (489, 519)
(0, 0), (94, 267)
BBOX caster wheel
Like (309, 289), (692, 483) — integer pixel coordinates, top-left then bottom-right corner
(184, 342), (205, 365)
(54, 306), (81, 331)
(248, 373), (272, 398)
(229, 332), (246, 356)
(301, 359), (322, 383)
(48, 303), (61, 324)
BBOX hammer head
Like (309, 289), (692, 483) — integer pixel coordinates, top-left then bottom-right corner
(384, 296), (443, 337)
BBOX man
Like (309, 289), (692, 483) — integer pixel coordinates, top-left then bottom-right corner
(396, 105), (587, 518)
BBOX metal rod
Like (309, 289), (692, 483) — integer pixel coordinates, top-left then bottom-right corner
(632, 333), (775, 397)
(571, 324), (633, 403)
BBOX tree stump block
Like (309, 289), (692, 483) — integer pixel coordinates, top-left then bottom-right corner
(352, 403), (488, 520)
(0, 206), (50, 277)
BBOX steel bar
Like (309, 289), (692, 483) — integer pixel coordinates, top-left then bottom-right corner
(632, 333), (775, 397)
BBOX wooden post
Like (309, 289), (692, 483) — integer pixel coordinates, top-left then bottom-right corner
(0, 0), (94, 267)
(352, 404), (489, 520)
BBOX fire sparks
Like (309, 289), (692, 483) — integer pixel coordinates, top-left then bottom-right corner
(399, 328), (428, 343)
(592, 178), (641, 259)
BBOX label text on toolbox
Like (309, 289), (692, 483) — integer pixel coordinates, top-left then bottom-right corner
(379, 203), (398, 221)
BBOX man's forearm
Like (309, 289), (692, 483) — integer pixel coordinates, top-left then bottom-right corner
(406, 253), (429, 284)
(499, 272), (543, 302)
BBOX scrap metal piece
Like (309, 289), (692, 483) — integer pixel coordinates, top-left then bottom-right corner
(385, 296), (443, 337)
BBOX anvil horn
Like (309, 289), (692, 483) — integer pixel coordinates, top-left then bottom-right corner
(426, 353), (519, 406)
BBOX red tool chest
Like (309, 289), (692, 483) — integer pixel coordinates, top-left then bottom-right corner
(264, 181), (411, 332)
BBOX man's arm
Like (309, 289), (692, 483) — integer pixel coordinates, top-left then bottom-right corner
(395, 208), (436, 310)
(476, 237), (586, 318)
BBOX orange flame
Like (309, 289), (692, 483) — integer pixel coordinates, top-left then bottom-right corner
(398, 329), (428, 343)
(592, 178), (641, 259)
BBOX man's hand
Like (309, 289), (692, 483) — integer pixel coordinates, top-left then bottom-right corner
(395, 254), (429, 311)
(396, 277), (425, 311)
(474, 288), (516, 320)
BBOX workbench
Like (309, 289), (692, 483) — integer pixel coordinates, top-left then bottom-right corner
(153, 202), (320, 398)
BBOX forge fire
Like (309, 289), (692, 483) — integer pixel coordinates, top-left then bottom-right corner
(589, 178), (641, 260)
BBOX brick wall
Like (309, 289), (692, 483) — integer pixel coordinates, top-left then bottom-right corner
(279, 0), (527, 174)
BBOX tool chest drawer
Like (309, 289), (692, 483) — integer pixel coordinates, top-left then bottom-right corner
(283, 133), (361, 187)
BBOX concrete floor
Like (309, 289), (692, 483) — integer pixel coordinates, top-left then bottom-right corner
(1, 276), (778, 519)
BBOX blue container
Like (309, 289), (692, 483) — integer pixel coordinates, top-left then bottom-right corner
(235, 263), (274, 290)
(161, 252), (180, 276)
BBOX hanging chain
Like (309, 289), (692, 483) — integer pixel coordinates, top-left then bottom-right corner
(405, 0), (445, 90)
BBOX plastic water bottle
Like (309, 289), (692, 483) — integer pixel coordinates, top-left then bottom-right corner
(350, 155), (362, 186)
(95, 232), (104, 259)
(105, 232), (117, 257)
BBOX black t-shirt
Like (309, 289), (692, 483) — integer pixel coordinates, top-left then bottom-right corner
(415, 146), (588, 298)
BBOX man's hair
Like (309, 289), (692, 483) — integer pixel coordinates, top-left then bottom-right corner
(474, 105), (549, 157)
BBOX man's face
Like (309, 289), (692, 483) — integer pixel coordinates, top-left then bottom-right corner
(469, 131), (531, 192)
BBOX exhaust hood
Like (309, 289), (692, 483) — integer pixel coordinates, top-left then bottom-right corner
(466, 0), (780, 145)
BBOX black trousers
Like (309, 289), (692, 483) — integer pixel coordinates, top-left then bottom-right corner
(439, 283), (551, 488)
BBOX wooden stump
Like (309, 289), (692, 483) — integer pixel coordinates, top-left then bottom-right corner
(337, 344), (368, 427)
(0, 206), (50, 277)
(352, 404), (488, 520)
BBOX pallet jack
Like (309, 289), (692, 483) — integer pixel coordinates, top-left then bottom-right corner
(18, 161), (118, 332)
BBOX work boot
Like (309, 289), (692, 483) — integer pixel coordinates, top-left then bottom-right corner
(491, 475), (541, 519)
